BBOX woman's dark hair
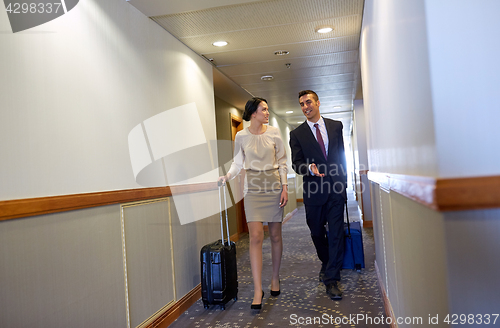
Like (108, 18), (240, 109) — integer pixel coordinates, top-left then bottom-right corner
(242, 97), (267, 121)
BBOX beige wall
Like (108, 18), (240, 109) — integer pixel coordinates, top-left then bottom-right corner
(361, 0), (500, 324)
(352, 100), (372, 221)
(370, 181), (450, 327)
(0, 197), (220, 328)
(425, 0), (500, 312)
(361, 2), (444, 321)
(425, 0), (500, 178)
(0, 0), (221, 326)
(360, 0), (438, 177)
(0, 0), (217, 200)
(443, 208), (500, 315)
(0, 205), (127, 327)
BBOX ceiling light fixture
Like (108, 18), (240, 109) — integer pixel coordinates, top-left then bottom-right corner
(274, 50), (289, 56)
(333, 106), (342, 109)
(261, 75), (274, 81)
(316, 27), (333, 34)
(286, 111), (293, 114)
(212, 41), (228, 47)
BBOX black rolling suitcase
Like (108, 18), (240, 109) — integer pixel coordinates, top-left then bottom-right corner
(342, 202), (365, 272)
(200, 183), (238, 310)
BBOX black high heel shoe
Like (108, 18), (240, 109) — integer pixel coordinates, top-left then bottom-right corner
(250, 291), (264, 310)
(270, 279), (280, 297)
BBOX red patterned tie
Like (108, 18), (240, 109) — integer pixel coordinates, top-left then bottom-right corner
(314, 123), (327, 160)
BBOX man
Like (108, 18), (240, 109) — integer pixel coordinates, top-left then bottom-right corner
(289, 90), (347, 300)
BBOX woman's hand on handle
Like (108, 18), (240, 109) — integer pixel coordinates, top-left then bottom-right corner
(217, 175), (229, 186)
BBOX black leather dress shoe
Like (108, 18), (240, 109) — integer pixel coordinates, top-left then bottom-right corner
(319, 271), (325, 282)
(250, 291), (264, 310)
(326, 282), (342, 300)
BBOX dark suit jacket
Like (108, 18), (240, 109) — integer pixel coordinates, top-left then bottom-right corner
(289, 118), (347, 206)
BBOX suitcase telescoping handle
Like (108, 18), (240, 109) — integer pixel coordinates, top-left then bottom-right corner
(345, 201), (351, 238)
(218, 181), (231, 245)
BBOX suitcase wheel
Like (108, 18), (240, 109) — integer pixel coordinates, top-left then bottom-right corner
(203, 302), (209, 310)
(220, 304), (225, 310)
(234, 297), (237, 301)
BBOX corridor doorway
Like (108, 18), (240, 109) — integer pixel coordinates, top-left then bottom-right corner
(230, 114), (247, 234)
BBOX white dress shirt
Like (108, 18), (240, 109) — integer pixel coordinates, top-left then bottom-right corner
(306, 116), (329, 155)
(305, 117), (329, 175)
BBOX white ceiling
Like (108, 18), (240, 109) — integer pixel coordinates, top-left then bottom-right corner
(127, 0), (364, 134)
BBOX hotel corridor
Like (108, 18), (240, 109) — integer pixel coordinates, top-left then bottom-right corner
(169, 190), (389, 327)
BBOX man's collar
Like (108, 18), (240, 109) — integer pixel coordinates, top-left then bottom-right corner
(306, 116), (325, 128)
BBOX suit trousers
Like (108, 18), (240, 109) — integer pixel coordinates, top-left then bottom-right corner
(304, 191), (345, 284)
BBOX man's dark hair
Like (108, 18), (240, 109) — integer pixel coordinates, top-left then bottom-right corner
(298, 90), (319, 102)
(243, 97), (267, 121)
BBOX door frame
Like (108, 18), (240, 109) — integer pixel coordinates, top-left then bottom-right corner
(230, 114), (247, 234)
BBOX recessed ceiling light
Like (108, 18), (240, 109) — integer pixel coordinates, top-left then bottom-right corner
(261, 75), (274, 81)
(316, 27), (333, 34)
(212, 41), (228, 47)
(286, 111), (293, 114)
(274, 50), (290, 56)
(333, 106), (341, 109)
(297, 121), (303, 123)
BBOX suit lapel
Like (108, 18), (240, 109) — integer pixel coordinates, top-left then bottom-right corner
(299, 121), (325, 161)
(324, 118), (336, 161)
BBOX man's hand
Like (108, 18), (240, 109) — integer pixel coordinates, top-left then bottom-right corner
(310, 163), (325, 177)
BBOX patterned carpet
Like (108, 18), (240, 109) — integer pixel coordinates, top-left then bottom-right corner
(169, 194), (389, 328)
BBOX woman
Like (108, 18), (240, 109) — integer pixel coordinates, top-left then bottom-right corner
(218, 97), (288, 310)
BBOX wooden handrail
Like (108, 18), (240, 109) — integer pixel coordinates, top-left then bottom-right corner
(367, 172), (500, 211)
(0, 182), (218, 221)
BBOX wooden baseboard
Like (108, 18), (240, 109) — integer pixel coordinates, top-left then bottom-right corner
(374, 260), (397, 328)
(148, 284), (202, 328)
(362, 220), (373, 228)
(230, 232), (240, 242)
(296, 198), (303, 203)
